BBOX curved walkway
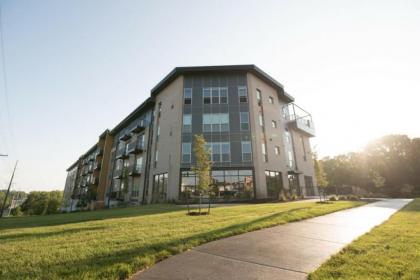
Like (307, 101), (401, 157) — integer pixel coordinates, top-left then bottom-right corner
(134, 199), (412, 280)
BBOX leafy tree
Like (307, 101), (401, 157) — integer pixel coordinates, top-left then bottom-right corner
(191, 134), (212, 214)
(20, 191), (63, 215)
(314, 154), (328, 201)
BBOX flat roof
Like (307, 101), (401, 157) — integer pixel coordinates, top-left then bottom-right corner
(151, 64), (295, 102)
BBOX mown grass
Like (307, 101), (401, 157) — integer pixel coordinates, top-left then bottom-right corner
(0, 200), (364, 280)
(309, 198), (420, 280)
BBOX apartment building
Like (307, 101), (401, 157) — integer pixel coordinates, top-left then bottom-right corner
(62, 65), (317, 211)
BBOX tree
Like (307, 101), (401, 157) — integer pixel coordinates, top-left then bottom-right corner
(20, 191), (63, 215)
(191, 134), (212, 215)
(314, 154), (328, 201)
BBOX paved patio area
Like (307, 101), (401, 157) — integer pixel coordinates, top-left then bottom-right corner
(134, 199), (412, 280)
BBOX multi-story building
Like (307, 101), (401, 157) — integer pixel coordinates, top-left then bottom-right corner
(62, 65), (317, 211)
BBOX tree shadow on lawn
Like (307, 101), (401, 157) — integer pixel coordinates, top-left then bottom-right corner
(0, 204), (185, 231)
(25, 207), (310, 279)
(0, 225), (107, 241)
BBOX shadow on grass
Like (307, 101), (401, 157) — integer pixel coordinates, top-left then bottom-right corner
(0, 204), (185, 230)
(0, 225), (107, 241)
(23, 207), (310, 279)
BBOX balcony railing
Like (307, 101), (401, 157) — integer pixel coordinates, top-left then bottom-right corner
(283, 103), (315, 137)
(96, 148), (103, 157)
(116, 147), (128, 159)
(127, 140), (144, 154)
(94, 162), (101, 170)
(129, 164), (142, 176)
(131, 120), (147, 133)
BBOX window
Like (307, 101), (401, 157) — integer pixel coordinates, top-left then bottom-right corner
(206, 142), (230, 162)
(301, 135), (307, 161)
(182, 143), (191, 163)
(154, 150), (159, 167)
(274, 146), (280, 155)
(211, 88), (219, 104)
(272, 120), (277, 128)
(135, 156), (143, 172)
(285, 130), (291, 143)
(256, 89), (262, 105)
(183, 114), (192, 133)
(203, 113), (229, 132)
(268, 96), (274, 104)
(184, 88), (192, 105)
(138, 134), (145, 148)
(181, 169), (254, 200)
(262, 143), (268, 162)
(203, 87), (228, 104)
(203, 88), (211, 104)
(152, 173), (168, 202)
(265, 170), (283, 198)
(242, 141), (252, 162)
(240, 112), (249, 131)
(238, 87), (248, 103)
(288, 151), (294, 167)
(220, 88), (228, 103)
(221, 143), (230, 162)
(259, 113), (264, 126)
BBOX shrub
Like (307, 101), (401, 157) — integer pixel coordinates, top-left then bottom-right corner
(338, 196), (347, 200)
(347, 195), (359, 201)
(329, 196), (337, 201)
(278, 191), (287, 202)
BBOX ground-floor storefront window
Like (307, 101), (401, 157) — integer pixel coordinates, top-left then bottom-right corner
(265, 170), (283, 198)
(180, 169), (254, 201)
(288, 174), (301, 196)
(152, 173), (168, 202)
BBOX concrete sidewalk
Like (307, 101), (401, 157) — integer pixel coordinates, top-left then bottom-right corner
(134, 199), (412, 280)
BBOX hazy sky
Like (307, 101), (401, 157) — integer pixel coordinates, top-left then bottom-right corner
(1, 0), (419, 192)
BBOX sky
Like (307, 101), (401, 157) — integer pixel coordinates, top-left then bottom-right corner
(0, 0), (419, 192)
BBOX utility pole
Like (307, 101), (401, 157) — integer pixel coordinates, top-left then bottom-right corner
(0, 160), (18, 218)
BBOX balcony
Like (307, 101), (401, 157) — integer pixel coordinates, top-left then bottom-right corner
(283, 103), (316, 137)
(119, 133), (131, 141)
(115, 148), (128, 159)
(96, 148), (103, 157)
(127, 140), (144, 154)
(113, 169), (123, 179)
(129, 164), (142, 177)
(131, 120), (147, 133)
(94, 162), (101, 170)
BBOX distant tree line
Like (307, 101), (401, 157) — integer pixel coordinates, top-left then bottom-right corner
(317, 135), (420, 197)
(1, 190), (63, 216)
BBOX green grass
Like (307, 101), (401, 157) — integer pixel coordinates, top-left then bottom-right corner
(0, 200), (364, 280)
(309, 198), (420, 280)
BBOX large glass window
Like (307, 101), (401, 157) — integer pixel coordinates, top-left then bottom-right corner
(220, 88), (228, 104)
(240, 112), (249, 131)
(152, 173), (168, 202)
(211, 88), (220, 104)
(242, 141), (252, 162)
(182, 143), (191, 163)
(205, 142), (231, 162)
(262, 143), (268, 162)
(256, 89), (262, 105)
(265, 170), (283, 198)
(203, 88), (211, 104)
(238, 87), (248, 103)
(181, 169), (254, 200)
(183, 114), (192, 133)
(203, 87), (228, 104)
(184, 88), (192, 105)
(259, 113), (264, 126)
(203, 113), (229, 132)
(135, 156), (143, 172)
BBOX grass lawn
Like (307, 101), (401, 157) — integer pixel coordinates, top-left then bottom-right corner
(0, 200), (364, 280)
(309, 198), (420, 280)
